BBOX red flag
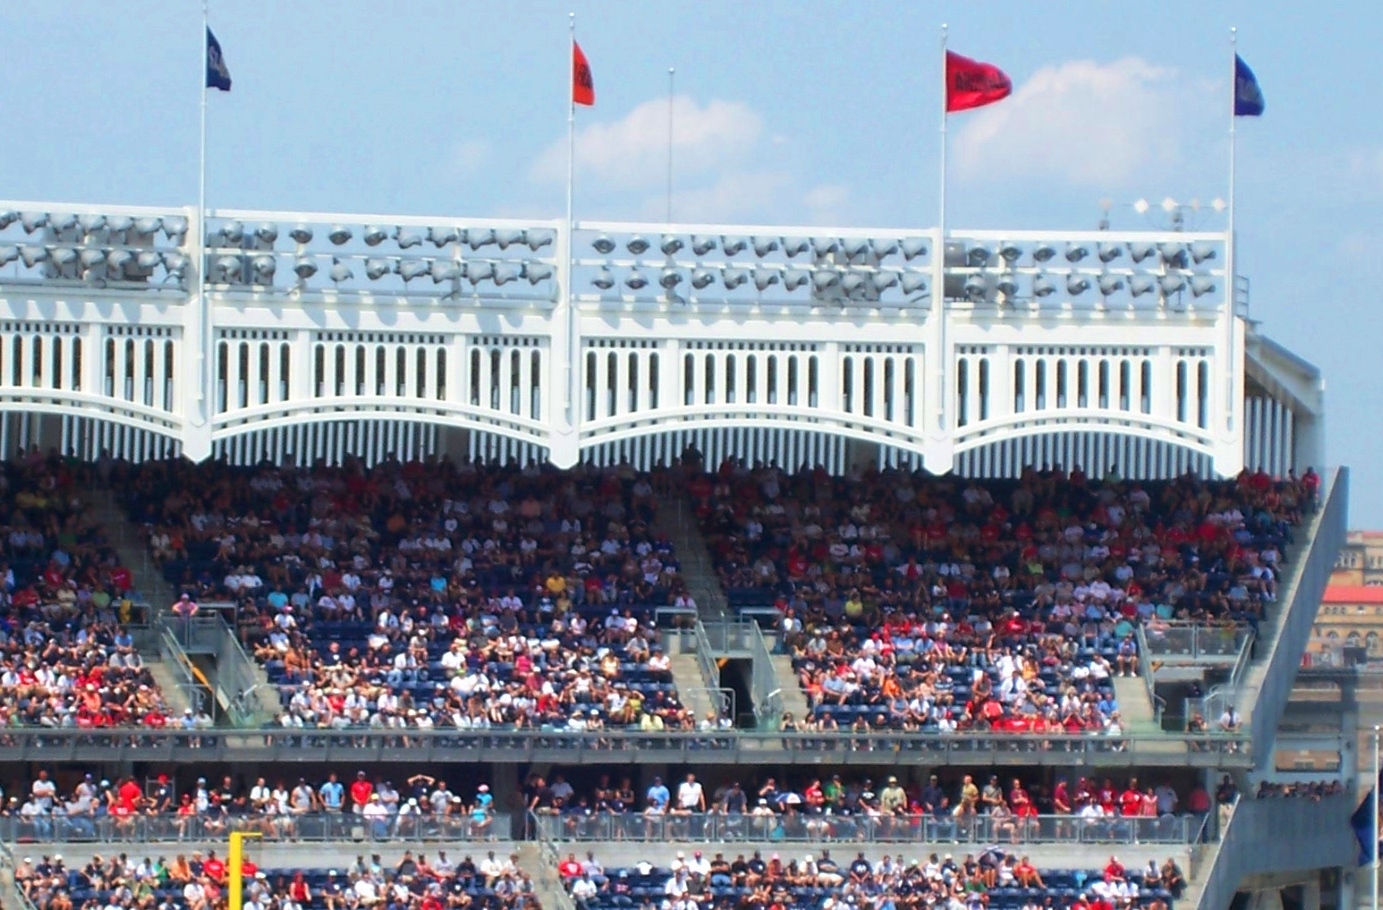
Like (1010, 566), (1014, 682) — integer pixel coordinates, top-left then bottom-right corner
(945, 51), (1011, 113)
(572, 41), (595, 107)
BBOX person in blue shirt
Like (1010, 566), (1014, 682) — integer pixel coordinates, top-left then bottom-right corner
(320, 773), (345, 812)
(646, 777), (670, 812)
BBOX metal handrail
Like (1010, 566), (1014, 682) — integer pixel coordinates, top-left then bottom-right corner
(0, 726), (1253, 768)
(531, 810), (1204, 846)
(0, 812), (511, 845)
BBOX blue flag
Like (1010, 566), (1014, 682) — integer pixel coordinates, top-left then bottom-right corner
(206, 28), (232, 92)
(1351, 771), (1380, 866)
(1234, 54), (1264, 117)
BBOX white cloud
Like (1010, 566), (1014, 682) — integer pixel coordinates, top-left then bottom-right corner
(952, 58), (1211, 188)
(531, 96), (762, 189)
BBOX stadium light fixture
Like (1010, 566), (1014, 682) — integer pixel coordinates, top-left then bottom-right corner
(0, 210), (17, 230)
(78, 214), (107, 235)
(1190, 276), (1216, 297)
(753, 268), (779, 291)
(752, 236), (779, 257)
(329, 259), (353, 283)
(163, 216), (189, 241)
(327, 225), (352, 245)
(722, 267), (749, 290)
(430, 261), (461, 283)
(660, 267), (683, 289)
(592, 235), (616, 254)
(78, 249), (106, 274)
(0, 243), (25, 266)
(1066, 275), (1090, 296)
(690, 268), (716, 289)
(20, 212), (48, 234)
(162, 252), (188, 276)
(106, 250), (133, 274)
(136, 251), (162, 271)
(1097, 274), (1125, 296)
(998, 242), (1022, 264)
(691, 236), (717, 256)
(900, 238), (927, 261)
(1133, 199), (1150, 215)
(1158, 274), (1186, 296)
(627, 235), (650, 255)
(1065, 243), (1089, 263)
(900, 273), (927, 295)
(1032, 274), (1056, 297)
(1158, 242), (1185, 266)
(220, 220), (245, 246)
(254, 223), (278, 245)
(964, 274), (987, 301)
(215, 254), (243, 283)
(494, 263), (521, 285)
(495, 229), (525, 250)
(1128, 242), (1156, 263)
(398, 260), (430, 283)
(592, 267), (615, 290)
(292, 256), (317, 279)
(134, 216), (163, 237)
(811, 269), (841, 293)
(660, 235), (684, 256)
(625, 268), (648, 290)
(50, 213), (78, 234)
(1098, 242), (1122, 263)
(465, 260), (494, 284)
(525, 262), (555, 284)
(841, 272), (869, 298)
(289, 224), (313, 244)
(1190, 241), (1217, 264)
(966, 245), (990, 267)
(468, 229), (496, 250)
(396, 230), (422, 249)
(19, 245), (48, 267)
(871, 271), (898, 293)
(363, 225), (388, 246)
(841, 238), (870, 261)
(252, 255), (276, 282)
(428, 227), (459, 248)
(1129, 275), (1156, 297)
(365, 258), (391, 280)
(783, 269), (810, 291)
(872, 239), (899, 260)
(1032, 244), (1056, 263)
(996, 274), (1019, 298)
(108, 215), (133, 237)
(527, 230), (554, 251)
(811, 238), (839, 257)
(722, 235), (748, 256)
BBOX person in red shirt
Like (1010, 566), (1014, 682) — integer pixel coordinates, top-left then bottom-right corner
(349, 771), (374, 811)
(1118, 782), (1143, 818)
(202, 851), (226, 883)
(1013, 856), (1044, 888)
(1103, 856), (1126, 882)
(1097, 779), (1117, 815)
(558, 854), (583, 878)
(117, 778), (143, 812)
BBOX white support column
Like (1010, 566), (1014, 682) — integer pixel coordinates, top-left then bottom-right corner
(923, 228), (953, 472)
(1213, 316), (1246, 476)
(180, 204), (213, 461)
(548, 221), (578, 468)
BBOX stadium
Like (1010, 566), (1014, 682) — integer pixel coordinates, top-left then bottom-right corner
(0, 16), (1366, 910)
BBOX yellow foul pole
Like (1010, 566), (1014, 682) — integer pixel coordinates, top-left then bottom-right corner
(229, 831), (262, 910)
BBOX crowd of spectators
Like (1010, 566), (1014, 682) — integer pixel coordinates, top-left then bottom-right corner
(528, 771), (1213, 845)
(0, 452), (174, 729)
(562, 849), (1186, 910)
(1252, 780), (1344, 800)
(120, 458), (705, 732)
(0, 768), (503, 844)
(690, 460), (1313, 736)
(17, 849), (541, 910)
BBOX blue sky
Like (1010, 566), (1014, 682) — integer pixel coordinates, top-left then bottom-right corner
(2, 1), (1380, 524)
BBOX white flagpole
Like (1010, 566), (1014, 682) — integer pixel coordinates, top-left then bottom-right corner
(196, 0), (210, 425)
(1373, 725), (1380, 910)
(564, 12), (576, 417)
(936, 24), (948, 432)
(1224, 27), (1238, 432)
(666, 67), (675, 224)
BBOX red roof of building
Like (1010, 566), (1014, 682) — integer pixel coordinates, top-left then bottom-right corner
(1321, 585), (1383, 604)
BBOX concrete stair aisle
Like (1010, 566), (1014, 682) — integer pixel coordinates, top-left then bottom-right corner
(770, 654), (811, 725)
(652, 493), (728, 621)
(668, 652), (718, 723)
(85, 487), (198, 716)
(515, 842), (575, 910)
(1112, 675), (1160, 733)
